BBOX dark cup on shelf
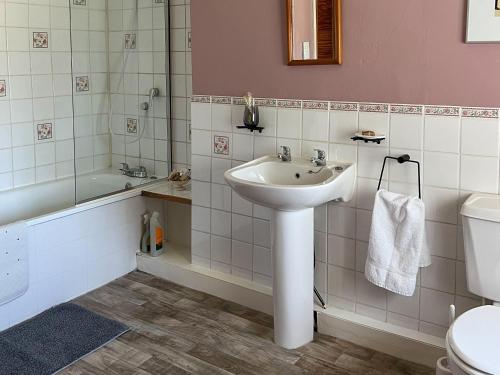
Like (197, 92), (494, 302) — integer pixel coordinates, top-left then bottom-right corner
(243, 105), (259, 128)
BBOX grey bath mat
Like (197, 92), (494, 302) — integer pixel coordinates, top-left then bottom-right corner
(0, 303), (129, 375)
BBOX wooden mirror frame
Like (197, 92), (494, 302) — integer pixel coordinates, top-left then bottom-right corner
(286, 0), (342, 65)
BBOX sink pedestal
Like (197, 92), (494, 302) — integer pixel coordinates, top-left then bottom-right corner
(272, 208), (314, 349)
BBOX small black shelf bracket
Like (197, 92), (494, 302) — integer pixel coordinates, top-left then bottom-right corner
(351, 135), (386, 144)
(236, 125), (264, 133)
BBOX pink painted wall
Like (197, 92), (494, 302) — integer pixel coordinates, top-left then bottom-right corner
(191, 0), (500, 107)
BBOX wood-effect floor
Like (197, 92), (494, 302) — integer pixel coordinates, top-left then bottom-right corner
(61, 271), (434, 375)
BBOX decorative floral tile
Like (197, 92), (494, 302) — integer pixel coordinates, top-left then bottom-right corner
(73, 0), (86, 5)
(461, 107), (499, 118)
(359, 103), (389, 113)
(424, 106), (460, 116)
(0, 80), (6, 97)
(75, 76), (89, 92)
(212, 96), (231, 105)
(390, 104), (423, 115)
(214, 135), (229, 155)
(191, 95), (211, 103)
(330, 102), (358, 111)
(127, 118), (138, 134)
(303, 100), (329, 110)
(187, 31), (192, 49)
(37, 123), (52, 140)
(277, 99), (302, 108)
(124, 34), (136, 50)
(33, 32), (48, 49)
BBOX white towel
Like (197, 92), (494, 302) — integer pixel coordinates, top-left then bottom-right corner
(365, 189), (430, 296)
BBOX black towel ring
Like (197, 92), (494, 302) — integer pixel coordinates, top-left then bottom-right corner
(376, 154), (422, 199)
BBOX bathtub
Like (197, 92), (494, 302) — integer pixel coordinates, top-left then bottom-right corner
(0, 169), (159, 226)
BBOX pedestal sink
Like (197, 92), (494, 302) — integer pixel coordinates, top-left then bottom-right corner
(224, 155), (356, 349)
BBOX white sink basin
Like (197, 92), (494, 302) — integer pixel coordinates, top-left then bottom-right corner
(224, 155), (356, 350)
(225, 155), (356, 211)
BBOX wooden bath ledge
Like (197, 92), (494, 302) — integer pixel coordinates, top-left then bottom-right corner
(141, 181), (192, 205)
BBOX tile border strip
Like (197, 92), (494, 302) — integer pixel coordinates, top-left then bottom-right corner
(211, 96), (231, 105)
(255, 98), (277, 107)
(359, 103), (389, 113)
(424, 106), (460, 116)
(192, 95), (211, 103)
(303, 100), (329, 110)
(192, 95), (500, 118)
(461, 107), (499, 118)
(390, 104), (423, 115)
(330, 102), (358, 111)
(277, 99), (302, 109)
(232, 97), (245, 105)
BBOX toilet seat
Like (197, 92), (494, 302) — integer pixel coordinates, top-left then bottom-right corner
(446, 337), (487, 375)
(448, 306), (500, 374)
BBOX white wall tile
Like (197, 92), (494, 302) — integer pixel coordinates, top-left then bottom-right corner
(390, 113), (423, 150)
(211, 103), (231, 132)
(421, 256), (456, 293)
(231, 240), (252, 270)
(328, 204), (356, 238)
(419, 288), (454, 327)
(210, 235), (231, 264)
(423, 187), (458, 224)
(210, 209), (231, 238)
(231, 213), (253, 243)
(211, 183), (231, 212)
(328, 265), (355, 301)
(424, 115), (460, 153)
(460, 155), (499, 193)
(328, 234), (355, 269)
(329, 109), (358, 144)
(425, 221), (457, 259)
(277, 108), (302, 139)
(424, 152), (459, 189)
(356, 272), (387, 310)
(302, 109), (328, 141)
(461, 117), (499, 157)
(253, 245), (272, 276)
(387, 289), (420, 319)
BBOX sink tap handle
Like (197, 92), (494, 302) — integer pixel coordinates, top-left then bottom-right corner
(278, 145), (291, 161)
(312, 149), (326, 161)
(119, 162), (129, 173)
(311, 149), (327, 166)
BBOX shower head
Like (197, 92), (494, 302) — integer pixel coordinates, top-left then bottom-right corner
(141, 88), (160, 111)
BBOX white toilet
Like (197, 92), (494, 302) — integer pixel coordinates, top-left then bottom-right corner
(445, 193), (500, 374)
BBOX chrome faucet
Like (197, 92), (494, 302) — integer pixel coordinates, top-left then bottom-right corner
(278, 145), (292, 162)
(311, 149), (326, 167)
(119, 163), (148, 178)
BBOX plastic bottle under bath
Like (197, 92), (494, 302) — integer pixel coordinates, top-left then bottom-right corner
(141, 213), (150, 253)
(149, 211), (164, 257)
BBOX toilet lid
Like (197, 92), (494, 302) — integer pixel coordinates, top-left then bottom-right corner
(448, 306), (500, 374)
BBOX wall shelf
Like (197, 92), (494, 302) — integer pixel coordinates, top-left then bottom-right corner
(141, 181), (191, 205)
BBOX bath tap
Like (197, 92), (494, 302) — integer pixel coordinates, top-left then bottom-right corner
(119, 163), (148, 178)
(278, 145), (292, 162)
(310, 149), (326, 167)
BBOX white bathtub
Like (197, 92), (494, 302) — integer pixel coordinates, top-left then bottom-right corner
(0, 169), (158, 226)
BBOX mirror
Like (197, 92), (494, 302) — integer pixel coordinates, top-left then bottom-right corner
(286, 0), (342, 65)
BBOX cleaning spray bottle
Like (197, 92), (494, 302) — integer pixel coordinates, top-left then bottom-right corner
(141, 213), (150, 253)
(149, 211), (164, 257)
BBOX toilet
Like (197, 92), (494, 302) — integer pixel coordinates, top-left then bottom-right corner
(445, 194), (500, 374)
